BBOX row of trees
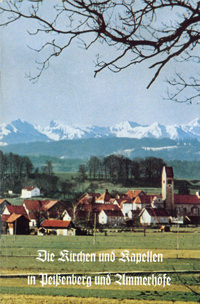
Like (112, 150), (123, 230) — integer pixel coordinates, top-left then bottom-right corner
(81, 155), (166, 185)
(0, 150), (85, 198)
(0, 151), (33, 193)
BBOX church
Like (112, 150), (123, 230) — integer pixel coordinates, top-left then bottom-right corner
(161, 166), (200, 222)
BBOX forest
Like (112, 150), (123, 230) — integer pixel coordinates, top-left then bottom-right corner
(0, 150), (199, 198)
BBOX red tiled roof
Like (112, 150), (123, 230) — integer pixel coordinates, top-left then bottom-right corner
(22, 186), (38, 191)
(23, 200), (41, 211)
(23, 200), (58, 212)
(77, 193), (101, 205)
(6, 213), (29, 223)
(7, 205), (27, 216)
(42, 200), (58, 211)
(96, 190), (113, 202)
(102, 210), (124, 217)
(115, 194), (130, 200)
(126, 190), (145, 199)
(174, 194), (200, 205)
(42, 220), (71, 228)
(145, 208), (169, 217)
(93, 203), (121, 212)
(134, 195), (153, 205)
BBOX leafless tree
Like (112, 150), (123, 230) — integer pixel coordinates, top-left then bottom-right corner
(1, 0), (200, 103)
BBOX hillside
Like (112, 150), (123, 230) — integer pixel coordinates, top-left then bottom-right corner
(1, 137), (200, 161)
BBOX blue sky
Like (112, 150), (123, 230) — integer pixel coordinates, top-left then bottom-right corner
(0, 2), (199, 128)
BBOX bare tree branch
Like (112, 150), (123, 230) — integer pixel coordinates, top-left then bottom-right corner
(1, 0), (200, 102)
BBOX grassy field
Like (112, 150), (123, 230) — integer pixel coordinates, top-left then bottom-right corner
(0, 231), (200, 303)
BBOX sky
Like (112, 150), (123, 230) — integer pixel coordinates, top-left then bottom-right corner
(0, 1), (199, 128)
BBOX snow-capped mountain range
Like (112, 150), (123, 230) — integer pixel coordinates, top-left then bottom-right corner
(0, 118), (200, 146)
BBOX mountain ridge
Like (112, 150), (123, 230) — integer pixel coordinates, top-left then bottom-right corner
(0, 118), (200, 146)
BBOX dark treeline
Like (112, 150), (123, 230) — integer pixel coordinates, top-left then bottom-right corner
(0, 151), (33, 193)
(84, 155), (166, 186)
(0, 151), (60, 196)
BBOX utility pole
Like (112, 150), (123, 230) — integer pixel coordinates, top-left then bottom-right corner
(176, 223), (179, 258)
(93, 213), (96, 245)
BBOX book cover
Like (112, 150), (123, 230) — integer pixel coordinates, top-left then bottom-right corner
(0, 1), (199, 304)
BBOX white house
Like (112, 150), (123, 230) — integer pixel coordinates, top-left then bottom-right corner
(98, 209), (124, 226)
(21, 186), (40, 198)
(121, 201), (134, 219)
(139, 208), (170, 226)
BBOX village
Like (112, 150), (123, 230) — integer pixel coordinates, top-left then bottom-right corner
(0, 166), (200, 236)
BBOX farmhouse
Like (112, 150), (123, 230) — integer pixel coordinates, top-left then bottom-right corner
(23, 199), (63, 227)
(21, 186), (40, 198)
(139, 208), (170, 226)
(41, 219), (75, 236)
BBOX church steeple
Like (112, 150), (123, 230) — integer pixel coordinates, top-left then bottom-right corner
(162, 166), (174, 214)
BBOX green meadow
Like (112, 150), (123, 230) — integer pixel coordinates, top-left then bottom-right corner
(0, 230), (200, 303)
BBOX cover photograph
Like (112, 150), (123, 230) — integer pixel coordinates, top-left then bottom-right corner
(0, 1), (200, 304)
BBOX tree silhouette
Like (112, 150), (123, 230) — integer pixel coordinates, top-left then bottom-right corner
(1, 0), (200, 102)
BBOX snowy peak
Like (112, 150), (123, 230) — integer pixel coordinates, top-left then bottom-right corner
(40, 120), (85, 140)
(39, 120), (111, 140)
(0, 119), (49, 145)
(0, 118), (200, 146)
(110, 121), (190, 140)
(182, 118), (200, 137)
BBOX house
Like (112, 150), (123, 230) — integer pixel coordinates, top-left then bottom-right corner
(139, 208), (170, 226)
(21, 186), (40, 198)
(133, 195), (153, 210)
(41, 219), (75, 236)
(98, 209), (124, 227)
(23, 199), (61, 228)
(120, 199), (134, 219)
(6, 213), (29, 235)
(1, 205), (29, 234)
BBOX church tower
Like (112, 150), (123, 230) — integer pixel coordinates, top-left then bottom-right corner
(162, 166), (174, 214)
